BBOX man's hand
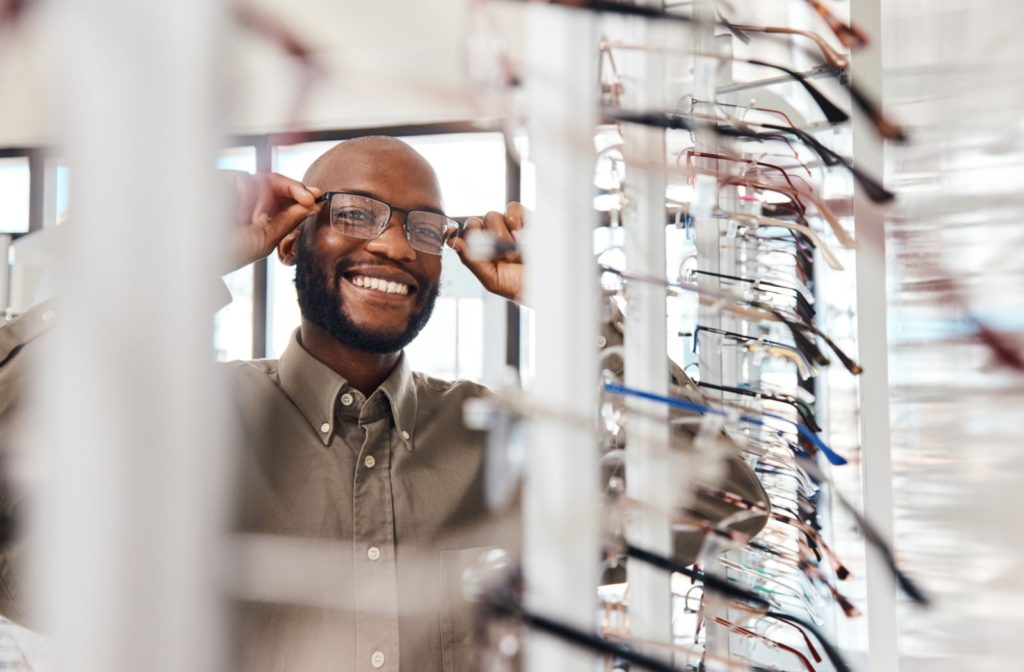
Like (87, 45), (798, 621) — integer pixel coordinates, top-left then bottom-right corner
(221, 170), (322, 274)
(449, 202), (525, 303)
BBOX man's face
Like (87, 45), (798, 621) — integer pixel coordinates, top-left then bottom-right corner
(292, 141), (444, 354)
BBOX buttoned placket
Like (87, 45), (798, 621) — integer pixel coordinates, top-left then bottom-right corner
(350, 393), (401, 672)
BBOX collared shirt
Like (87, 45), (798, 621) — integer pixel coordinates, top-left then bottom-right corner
(0, 304), (766, 671)
(0, 306), (517, 672)
(226, 330), (517, 672)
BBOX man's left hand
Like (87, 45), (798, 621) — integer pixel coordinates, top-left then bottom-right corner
(449, 202), (525, 303)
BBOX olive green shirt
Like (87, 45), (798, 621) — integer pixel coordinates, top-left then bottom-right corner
(0, 304), (516, 672)
(0, 302), (766, 672)
(228, 330), (517, 672)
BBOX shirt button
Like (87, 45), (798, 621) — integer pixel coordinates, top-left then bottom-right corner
(364, 455), (376, 469)
(400, 430), (410, 441)
(340, 393), (354, 406)
(370, 651), (385, 668)
(367, 546), (381, 561)
(319, 422), (330, 434)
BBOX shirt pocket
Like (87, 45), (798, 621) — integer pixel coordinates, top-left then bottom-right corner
(439, 545), (515, 672)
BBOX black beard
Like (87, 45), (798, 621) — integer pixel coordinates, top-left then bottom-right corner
(293, 230), (439, 354)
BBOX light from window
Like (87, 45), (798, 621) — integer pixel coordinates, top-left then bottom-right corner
(0, 158), (30, 234)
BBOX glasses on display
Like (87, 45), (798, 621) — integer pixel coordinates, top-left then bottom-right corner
(607, 110), (894, 204)
(315, 191), (462, 256)
(697, 381), (820, 433)
(721, 21), (849, 69)
(798, 0), (868, 49)
(686, 269), (816, 320)
(681, 149), (816, 196)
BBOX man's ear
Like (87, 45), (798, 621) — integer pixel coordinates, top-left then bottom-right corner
(277, 224), (303, 266)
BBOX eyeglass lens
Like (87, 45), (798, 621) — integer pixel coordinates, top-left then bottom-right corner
(327, 192), (455, 255)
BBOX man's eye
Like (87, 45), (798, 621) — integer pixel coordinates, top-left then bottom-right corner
(411, 225), (443, 242)
(335, 209), (374, 224)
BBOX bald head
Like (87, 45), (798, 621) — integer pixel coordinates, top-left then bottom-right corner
(302, 136), (443, 209)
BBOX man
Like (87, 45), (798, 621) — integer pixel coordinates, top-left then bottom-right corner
(0, 136), (526, 672)
(0, 135), (766, 671)
(223, 135), (524, 672)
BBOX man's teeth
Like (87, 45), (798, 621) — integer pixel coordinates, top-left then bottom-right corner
(350, 275), (410, 296)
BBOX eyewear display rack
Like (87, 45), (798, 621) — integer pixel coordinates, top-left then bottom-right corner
(517, 1), (898, 671)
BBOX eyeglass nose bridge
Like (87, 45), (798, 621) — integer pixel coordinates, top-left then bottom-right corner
(368, 205), (420, 252)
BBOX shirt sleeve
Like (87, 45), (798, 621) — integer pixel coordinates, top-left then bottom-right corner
(0, 301), (58, 629)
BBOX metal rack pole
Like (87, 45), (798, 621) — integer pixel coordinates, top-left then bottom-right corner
(618, 7), (675, 655)
(523, 6), (601, 672)
(32, 1), (230, 671)
(850, 0), (899, 670)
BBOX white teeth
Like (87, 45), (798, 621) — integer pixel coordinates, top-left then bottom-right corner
(350, 275), (409, 296)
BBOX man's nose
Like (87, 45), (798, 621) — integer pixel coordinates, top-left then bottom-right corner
(365, 212), (416, 261)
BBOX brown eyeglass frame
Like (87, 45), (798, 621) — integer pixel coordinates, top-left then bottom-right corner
(725, 22), (849, 69)
(682, 149), (816, 197)
(802, 0), (869, 49)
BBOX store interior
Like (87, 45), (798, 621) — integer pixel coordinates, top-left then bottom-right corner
(0, 1), (1022, 671)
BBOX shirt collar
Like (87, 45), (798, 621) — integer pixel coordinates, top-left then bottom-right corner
(277, 330), (418, 450)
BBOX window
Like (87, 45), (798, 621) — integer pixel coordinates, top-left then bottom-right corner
(0, 157), (30, 234)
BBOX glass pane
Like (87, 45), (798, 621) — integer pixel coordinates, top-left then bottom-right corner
(267, 256), (301, 358)
(405, 297), (457, 380)
(213, 146), (257, 361)
(455, 297), (484, 381)
(55, 164), (70, 227)
(399, 133), (506, 217)
(274, 141), (338, 181)
(216, 146), (258, 172)
(0, 157), (30, 234)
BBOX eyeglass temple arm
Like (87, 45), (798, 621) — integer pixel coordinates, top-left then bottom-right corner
(726, 22), (849, 70)
(803, 0), (869, 50)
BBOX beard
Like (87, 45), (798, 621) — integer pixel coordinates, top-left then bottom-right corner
(293, 228), (439, 354)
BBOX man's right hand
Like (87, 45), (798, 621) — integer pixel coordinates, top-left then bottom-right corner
(221, 170), (322, 274)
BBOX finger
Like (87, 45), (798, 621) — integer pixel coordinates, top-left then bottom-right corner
(504, 202), (526, 233)
(251, 173), (318, 225)
(451, 216), (484, 255)
(263, 202), (320, 249)
(234, 173), (258, 226)
(267, 172), (318, 207)
(251, 173), (276, 226)
(487, 211), (524, 262)
(451, 217), (498, 285)
(482, 211), (519, 261)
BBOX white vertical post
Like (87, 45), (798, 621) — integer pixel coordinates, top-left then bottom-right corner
(690, 2), (734, 661)
(850, 1), (899, 670)
(31, 2), (230, 672)
(618, 10), (674, 653)
(523, 5), (600, 672)
(0, 235), (11, 314)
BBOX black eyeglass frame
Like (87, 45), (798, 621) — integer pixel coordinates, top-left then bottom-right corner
(314, 191), (464, 256)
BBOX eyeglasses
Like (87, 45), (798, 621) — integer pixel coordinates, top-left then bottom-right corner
(315, 191), (462, 256)
(722, 21), (849, 70)
(697, 381), (821, 433)
(608, 109), (895, 204)
(800, 0), (869, 50)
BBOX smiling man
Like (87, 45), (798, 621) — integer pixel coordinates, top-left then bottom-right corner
(0, 136), (523, 671)
(221, 136), (523, 672)
(0, 136), (767, 671)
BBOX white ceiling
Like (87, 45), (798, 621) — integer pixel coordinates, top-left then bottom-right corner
(0, 0), (526, 146)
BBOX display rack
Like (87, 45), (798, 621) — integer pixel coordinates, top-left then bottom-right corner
(512, 1), (903, 671)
